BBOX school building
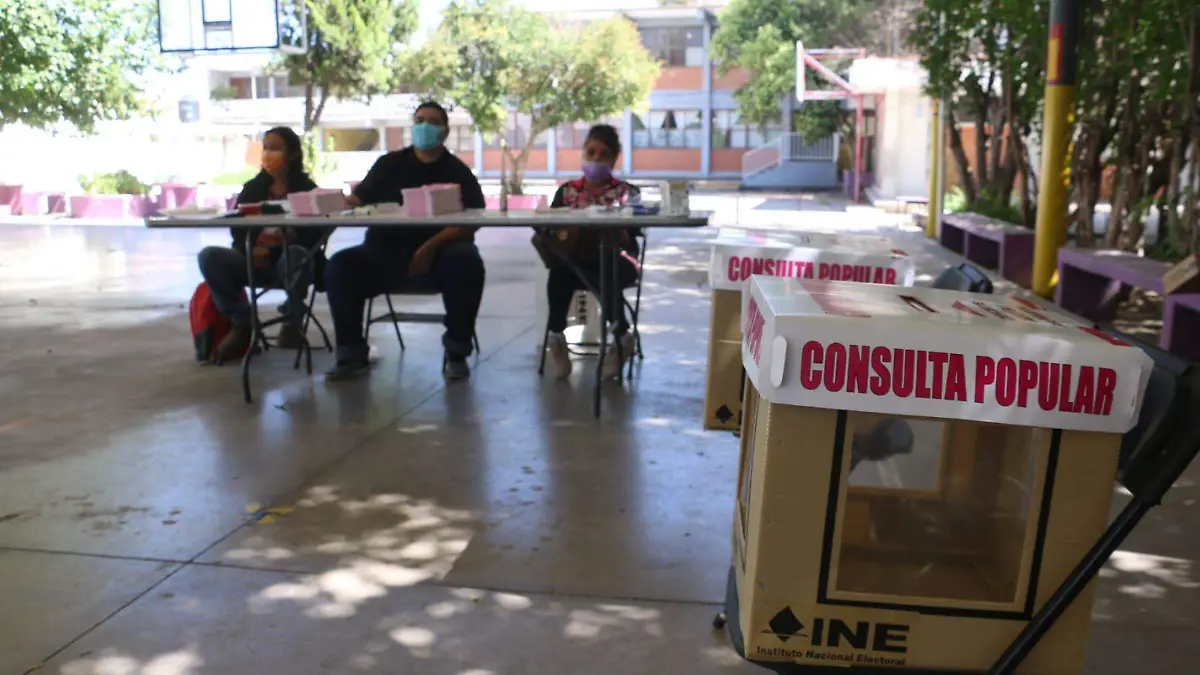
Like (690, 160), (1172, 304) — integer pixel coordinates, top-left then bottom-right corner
(190, 4), (835, 186)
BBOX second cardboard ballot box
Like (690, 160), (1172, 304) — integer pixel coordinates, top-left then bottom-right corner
(705, 230), (915, 431)
(728, 277), (1153, 674)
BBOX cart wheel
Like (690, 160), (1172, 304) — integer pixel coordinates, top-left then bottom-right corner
(712, 611), (727, 629)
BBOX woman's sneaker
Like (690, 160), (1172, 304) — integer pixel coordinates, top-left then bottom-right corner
(601, 334), (636, 381)
(546, 332), (572, 379)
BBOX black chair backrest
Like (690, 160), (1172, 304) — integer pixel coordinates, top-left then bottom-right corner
(1108, 330), (1197, 500)
(931, 263), (994, 294)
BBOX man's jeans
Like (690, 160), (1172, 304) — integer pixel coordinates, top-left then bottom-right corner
(324, 240), (486, 363)
(197, 245), (312, 326)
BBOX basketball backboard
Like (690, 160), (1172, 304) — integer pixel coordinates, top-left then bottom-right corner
(157, 0), (307, 54)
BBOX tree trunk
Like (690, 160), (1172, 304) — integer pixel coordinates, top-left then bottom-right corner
(989, 108), (1007, 195)
(946, 109), (977, 204)
(503, 143), (535, 196)
(974, 110), (989, 193)
(1072, 124), (1103, 248)
(303, 82), (316, 132)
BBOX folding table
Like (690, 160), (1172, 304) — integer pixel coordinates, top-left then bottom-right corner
(146, 208), (709, 410)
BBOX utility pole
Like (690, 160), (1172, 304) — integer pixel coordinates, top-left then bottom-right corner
(926, 98), (945, 239)
(1031, 0), (1081, 298)
(926, 10), (946, 240)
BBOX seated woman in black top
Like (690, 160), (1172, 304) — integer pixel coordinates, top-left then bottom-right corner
(197, 126), (328, 362)
(540, 124), (641, 381)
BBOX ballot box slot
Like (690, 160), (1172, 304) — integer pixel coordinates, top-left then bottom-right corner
(816, 411), (1061, 620)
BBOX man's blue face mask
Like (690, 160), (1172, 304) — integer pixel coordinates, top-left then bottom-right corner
(412, 121), (445, 151)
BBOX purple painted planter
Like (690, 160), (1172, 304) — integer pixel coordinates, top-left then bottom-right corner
(157, 183), (199, 212)
(941, 212), (1035, 288)
(0, 184), (21, 215)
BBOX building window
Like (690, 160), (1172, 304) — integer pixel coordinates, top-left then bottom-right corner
(632, 110), (703, 148)
(445, 125), (475, 153)
(324, 128), (380, 152)
(228, 77), (252, 100)
(273, 75), (306, 98)
(484, 114), (548, 149)
(638, 27), (704, 67)
(711, 110), (784, 149)
(556, 117), (623, 148)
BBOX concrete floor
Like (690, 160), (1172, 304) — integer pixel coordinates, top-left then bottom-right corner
(0, 196), (1198, 675)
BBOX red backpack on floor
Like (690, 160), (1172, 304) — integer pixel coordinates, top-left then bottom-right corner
(189, 282), (248, 362)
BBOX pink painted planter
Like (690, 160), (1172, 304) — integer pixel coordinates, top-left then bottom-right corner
(21, 192), (68, 215)
(129, 195), (156, 217)
(485, 194), (547, 211)
(69, 194), (151, 218)
(0, 184), (21, 215)
(156, 183), (199, 212)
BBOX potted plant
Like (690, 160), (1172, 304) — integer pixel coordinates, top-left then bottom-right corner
(71, 171), (152, 218)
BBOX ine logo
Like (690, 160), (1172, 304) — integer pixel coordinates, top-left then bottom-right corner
(762, 608), (910, 654)
(762, 607), (806, 643)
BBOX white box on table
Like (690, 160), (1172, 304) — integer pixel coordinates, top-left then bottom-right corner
(402, 183), (463, 217)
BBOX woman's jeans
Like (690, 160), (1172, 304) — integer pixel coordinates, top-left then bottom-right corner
(197, 245), (311, 326)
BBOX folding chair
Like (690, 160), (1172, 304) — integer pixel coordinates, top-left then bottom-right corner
(251, 236), (334, 370)
(364, 284), (481, 358)
(537, 229), (648, 381)
(237, 230), (334, 403)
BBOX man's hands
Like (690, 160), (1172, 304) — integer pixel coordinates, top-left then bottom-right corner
(409, 241), (435, 277)
(407, 227), (476, 277)
(252, 246), (271, 268)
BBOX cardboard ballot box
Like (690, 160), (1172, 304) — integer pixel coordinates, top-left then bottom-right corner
(728, 277), (1152, 674)
(704, 230), (915, 431)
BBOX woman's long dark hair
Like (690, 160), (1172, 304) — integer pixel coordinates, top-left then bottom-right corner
(263, 126), (313, 187)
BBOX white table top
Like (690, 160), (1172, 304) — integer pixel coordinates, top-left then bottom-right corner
(144, 208), (710, 229)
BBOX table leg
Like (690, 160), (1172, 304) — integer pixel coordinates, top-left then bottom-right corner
(241, 229), (258, 404)
(593, 233), (610, 419)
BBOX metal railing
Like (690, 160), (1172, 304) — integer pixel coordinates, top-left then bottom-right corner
(742, 132), (839, 181)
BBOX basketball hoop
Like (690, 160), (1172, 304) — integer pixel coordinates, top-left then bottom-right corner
(794, 41), (868, 203)
(157, 0), (307, 54)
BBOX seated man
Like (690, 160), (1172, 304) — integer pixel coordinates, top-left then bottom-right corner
(325, 100), (486, 380)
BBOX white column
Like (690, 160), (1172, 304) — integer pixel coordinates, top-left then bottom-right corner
(701, 20), (713, 177)
(473, 128), (484, 173)
(547, 126), (557, 176)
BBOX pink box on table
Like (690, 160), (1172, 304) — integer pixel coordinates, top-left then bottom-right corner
(402, 183), (463, 217)
(288, 189), (346, 216)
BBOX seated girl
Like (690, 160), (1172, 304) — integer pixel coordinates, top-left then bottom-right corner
(538, 124), (641, 380)
(197, 126), (327, 362)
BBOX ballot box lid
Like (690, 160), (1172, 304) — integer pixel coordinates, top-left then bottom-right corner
(741, 276), (1154, 433)
(710, 229), (915, 291)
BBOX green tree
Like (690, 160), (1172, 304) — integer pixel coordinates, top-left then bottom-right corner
(711, 0), (888, 160)
(712, 0), (846, 130)
(275, 0), (418, 131)
(400, 0), (659, 194)
(909, 0), (1047, 225)
(0, 0), (159, 132)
